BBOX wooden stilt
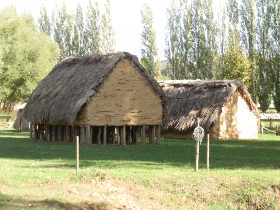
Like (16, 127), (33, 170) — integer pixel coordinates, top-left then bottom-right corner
(195, 141), (200, 172)
(76, 135), (79, 175)
(141, 125), (146, 144)
(39, 124), (43, 140)
(156, 125), (161, 144)
(86, 125), (91, 145)
(65, 126), (69, 143)
(72, 126), (76, 143)
(79, 126), (83, 144)
(46, 125), (50, 141)
(121, 125), (126, 145)
(113, 127), (117, 144)
(103, 125), (107, 145)
(97, 127), (101, 144)
(29, 123), (33, 139)
(117, 127), (121, 144)
(149, 126), (152, 144)
(131, 126), (136, 144)
(207, 134), (210, 171)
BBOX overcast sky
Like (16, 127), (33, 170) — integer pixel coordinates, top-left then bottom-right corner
(0, 0), (222, 60)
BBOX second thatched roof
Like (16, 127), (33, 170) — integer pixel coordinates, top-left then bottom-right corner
(22, 52), (167, 124)
(159, 80), (259, 132)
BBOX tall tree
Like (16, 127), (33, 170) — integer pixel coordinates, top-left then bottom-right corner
(38, 6), (51, 36)
(0, 7), (59, 111)
(256, 0), (273, 112)
(140, 4), (160, 78)
(190, 0), (205, 79)
(179, 0), (191, 79)
(271, 0), (280, 112)
(165, 0), (181, 79)
(240, 0), (258, 102)
(217, 3), (228, 78)
(100, 0), (115, 54)
(84, 0), (101, 54)
(75, 3), (84, 55)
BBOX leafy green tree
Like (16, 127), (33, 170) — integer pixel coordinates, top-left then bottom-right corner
(100, 0), (115, 54)
(240, 0), (258, 102)
(256, 0), (273, 112)
(76, 3), (84, 55)
(140, 4), (160, 78)
(221, 40), (250, 86)
(0, 7), (59, 111)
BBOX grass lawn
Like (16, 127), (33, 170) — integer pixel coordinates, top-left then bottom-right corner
(0, 126), (279, 209)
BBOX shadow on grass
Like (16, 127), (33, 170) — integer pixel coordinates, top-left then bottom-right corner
(0, 128), (280, 170)
(0, 192), (107, 210)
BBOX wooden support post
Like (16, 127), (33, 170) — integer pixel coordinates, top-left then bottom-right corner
(76, 135), (79, 175)
(270, 118), (272, 129)
(97, 127), (101, 144)
(80, 126), (85, 144)
(116, 127), (121, 144)
(86, 125), (91, 145)
(141, 125), (146, 144)
(156, 125), (161, 144)
(72, 126), (76, 143)
(207, 134), (210, 171)
(121, 125), (126, 145)
(103, 125), (107, 145)
(65, 126), (68, 143)
(131, 126), (136, 144)
(150, 125), (155, 144)
(149, 126), (152, 144)
(46, 125), (50, 141)
(39, 124), (43, 140)
(58, 125), (61, 141)
(195, 141), (200, 172)
(126, 126), (131, 144)
(29, 123), (32, 139)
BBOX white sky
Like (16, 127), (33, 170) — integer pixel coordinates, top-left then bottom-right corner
(0, 0), (222, 60)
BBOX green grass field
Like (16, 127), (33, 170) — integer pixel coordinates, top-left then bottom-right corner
(0, 126), (279, 209)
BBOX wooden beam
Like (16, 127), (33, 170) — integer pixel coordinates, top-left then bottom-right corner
(86, 125), (91, 145)
(80, 126), (85, 144)
(65, 126), (69, 143)
(141, 125), (146, 144)
(58, 125), (62, 142)
(72, 126), (76, 144)
(103, 125), (107, 145)
(45, 125), (50, 141)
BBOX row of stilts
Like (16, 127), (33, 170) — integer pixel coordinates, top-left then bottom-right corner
(32, 124), (161, 145)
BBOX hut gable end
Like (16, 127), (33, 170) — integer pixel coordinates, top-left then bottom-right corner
(22, 52), (166, 125)
(75, 59), (163, 125)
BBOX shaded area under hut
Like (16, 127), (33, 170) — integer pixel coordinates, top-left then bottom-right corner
(159, 80), (260, 140)
(21, 52), (167, 145)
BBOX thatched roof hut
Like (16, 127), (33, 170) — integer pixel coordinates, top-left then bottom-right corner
(13, 109), (29, 131)
(159, 80), (260, 140)
(22, 52), (166, 145)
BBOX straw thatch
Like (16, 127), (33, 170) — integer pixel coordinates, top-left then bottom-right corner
(159, 80), (260, 133)
(22, 52), (167, 124)
(13, 109), (29, 131)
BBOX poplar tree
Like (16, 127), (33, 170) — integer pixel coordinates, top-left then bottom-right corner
(271, 0), (280, 112)
(179, 0), (191, 79)
(190, 0), (205, 79)
(38, 6), (51, 36)
(100, 0), (115, 54)
(240, 0), (258, 102)
(84, 1), (100, 54)
(256, 0), (273, 112)
(140, 4), (160, 78)
(165, 0), (181, 79)
(75, 3), (84, 55)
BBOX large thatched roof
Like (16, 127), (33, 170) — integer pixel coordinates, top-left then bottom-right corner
(23, 52), (167, 124)
(159, 80), (259, 132)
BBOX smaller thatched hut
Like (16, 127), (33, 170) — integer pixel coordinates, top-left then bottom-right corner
(13, 109), (30, 131)
(159, 80), (260, 140)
